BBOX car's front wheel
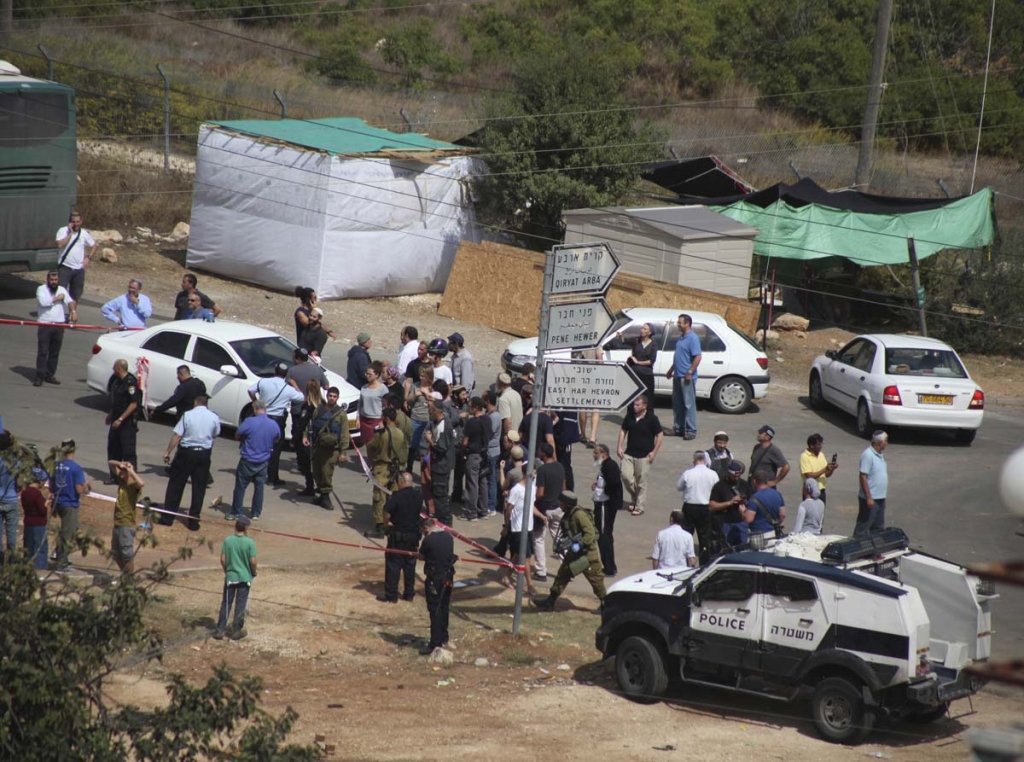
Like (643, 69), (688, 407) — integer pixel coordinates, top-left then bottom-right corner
(712, 377), (752, 414)
(615, 636), (669, 703)
(811, 677), (875, 743)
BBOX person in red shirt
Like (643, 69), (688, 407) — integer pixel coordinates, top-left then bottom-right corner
(22, 467), (50, 570)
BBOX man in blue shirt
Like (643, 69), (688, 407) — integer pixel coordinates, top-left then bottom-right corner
(51, 440), (90, 572)
(228, 400), (280, 521)
(855, 430), (889, 537)
(248, 362), (304, 488)
(158, 395), (221, 531)
(746, 469), (785, 542)
(182, 292), (216, 322)
(100, 278), (153, 329)
(665, 314), (702, 440)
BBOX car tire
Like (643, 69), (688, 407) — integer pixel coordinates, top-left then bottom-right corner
(954, 428), (977, 445)
(809, 371), (826, 410)
(712, 377), (752, 415)
(855, 400), (873, 438)
(615, 636), (669, 703)
(905, 703), (949, 724)
(239, 402), (254, 426)
(811, 677), (875, 744)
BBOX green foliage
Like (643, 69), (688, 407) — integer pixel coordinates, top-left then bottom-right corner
(475, 44), (663, 246)
(306, 29), (378, 85)
(0, 546), (321, 761)
(378, 18), (463, 86)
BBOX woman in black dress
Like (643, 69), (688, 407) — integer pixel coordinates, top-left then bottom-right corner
(624, 322), (658, 403)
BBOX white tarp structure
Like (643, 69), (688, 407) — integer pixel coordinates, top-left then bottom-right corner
(187, 119), (480, 299)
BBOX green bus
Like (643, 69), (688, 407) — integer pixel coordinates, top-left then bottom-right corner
(0, 62), (76, 272)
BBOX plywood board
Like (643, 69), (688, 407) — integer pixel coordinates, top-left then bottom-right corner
(439, 240), (761, 338)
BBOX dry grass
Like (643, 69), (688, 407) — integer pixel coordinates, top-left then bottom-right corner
(77, 152), (193, 231)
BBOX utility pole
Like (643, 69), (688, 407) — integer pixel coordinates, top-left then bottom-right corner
(854, 0), (894, 191)
(1, 0), (13, 45)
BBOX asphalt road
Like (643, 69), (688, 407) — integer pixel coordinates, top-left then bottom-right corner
(2, 274), (1022, 660)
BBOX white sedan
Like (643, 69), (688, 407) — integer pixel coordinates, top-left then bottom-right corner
(86, 320), (361, 440)
(809, 334), (984, 443)
(501, 307), (769, 414)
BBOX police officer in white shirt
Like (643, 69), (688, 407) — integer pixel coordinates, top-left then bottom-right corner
(158, 395), (222, 531)
(35, 270), (77, 387)
(676, 450), (720, 565)
(55, 210), (97, 304)
(248, 362), (305, 487)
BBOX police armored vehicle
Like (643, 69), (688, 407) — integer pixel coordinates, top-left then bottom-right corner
(596, 529), (995, 743)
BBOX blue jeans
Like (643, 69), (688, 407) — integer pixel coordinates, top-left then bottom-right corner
(854, 497), (886, 537)
(0, 503), (18, 564)
(486, 453), (499, 513)
(217, 581), (251, 631)
(24, 525), (49, 569)
(232, 458), (268, 518)
(671, 376), (698, 436)
(409, 420), (428, 469)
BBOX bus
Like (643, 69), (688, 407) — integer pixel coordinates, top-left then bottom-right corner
(0, 61), (76, 272)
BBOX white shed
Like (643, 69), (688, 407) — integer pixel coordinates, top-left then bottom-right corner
(562, 205), (759, 299)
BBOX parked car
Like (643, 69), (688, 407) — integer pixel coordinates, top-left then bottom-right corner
(501, 307), (769, 414)
(86, 320), (360, 440)
(596, 528), (993, 743)
(808, 334), (984, 443)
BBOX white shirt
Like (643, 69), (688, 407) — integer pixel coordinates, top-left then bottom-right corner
(56, 226), (95, 269)
(432, 364), (453, 385)
(676, 463), (719, 504)
(397, 340), (420, 375)
(652, 524), (695, 568)
(507, 481), (536, 532)
(793, 498), (825, 535)
(36, 284), (73, 323)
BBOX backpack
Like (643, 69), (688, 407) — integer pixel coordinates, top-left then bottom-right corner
(313, 408), (347, 449)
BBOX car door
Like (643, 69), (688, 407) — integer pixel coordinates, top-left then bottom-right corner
(138, 329), (192, 410)
(824, 338), (875, 414)
(758, 572), (830, 679)
(188, 336), (248, 425)
(688, 567), (761, 670)
(692, 323), (728, 397)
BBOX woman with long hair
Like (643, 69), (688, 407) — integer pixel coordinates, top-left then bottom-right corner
(358, 361), (389, 445)
(294, 286), (336, 345)
(406, 365), (434, 471)
(295, 378), (323, 496)
(623, 322), (658, 404)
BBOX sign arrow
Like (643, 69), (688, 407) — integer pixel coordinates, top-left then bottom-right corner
(550, 242), (621, 297)
(542, 360), (646, 412)
(543, 297), (627, 352)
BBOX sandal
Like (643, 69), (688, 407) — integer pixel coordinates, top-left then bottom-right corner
(629, 506), (645, 516)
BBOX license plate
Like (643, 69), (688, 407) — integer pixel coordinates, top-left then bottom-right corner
(918, 394), (953, 405)
(349, 420), (359, 429)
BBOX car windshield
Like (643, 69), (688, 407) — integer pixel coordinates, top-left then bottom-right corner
(230, 336), (295, 377)
(884, 348), (967, 378)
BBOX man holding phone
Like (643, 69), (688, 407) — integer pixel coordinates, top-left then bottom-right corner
(55, 211), (97, 304)
(799, 433), (837, 503)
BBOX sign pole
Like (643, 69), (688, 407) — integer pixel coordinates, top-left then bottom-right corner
(512, 250), (554, 635)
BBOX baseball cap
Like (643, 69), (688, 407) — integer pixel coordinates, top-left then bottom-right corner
(559, 491), (578, 508)
(447, 332), (464, 345)
(357, 331), (371, 345)
(727, 460), (745, 474)
(714, 431), (729, 441)
(757, 425), (776, 438)
(497, 372), (512, 385)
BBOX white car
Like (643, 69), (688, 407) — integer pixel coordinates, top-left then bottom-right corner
(86, 320), (361, 440)
(501, 307), (769, 414)
(808, 334), (984, 443)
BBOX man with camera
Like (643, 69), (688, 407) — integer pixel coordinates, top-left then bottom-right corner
(799, 433), (837, 503)
(532, 491), (606, 612)
(367, 409), (406, 539)
(55, 210), (97, 304)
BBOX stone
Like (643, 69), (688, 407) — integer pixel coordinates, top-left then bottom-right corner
(135, 226), (152, 238)
(473, 657), (489, 667)
(428, 648), (454, 666)
(556, 663), (571, 671)
(754, 329), (779, 343)
(772, 313), (810, 332)
(92, 229), (123, 244)
(99, 248), (118, 263)
(793, 330), (807, 339)
(168, 221), (190, 240)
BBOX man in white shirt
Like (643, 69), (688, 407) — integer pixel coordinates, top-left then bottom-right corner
(677, 450), (720, 564)
(503, 469), (540, 593)
(651, 511), (697, 569)
(35, 270), (77, 387)
(396, 325), (420, 376)
(55, 211), (97, 304)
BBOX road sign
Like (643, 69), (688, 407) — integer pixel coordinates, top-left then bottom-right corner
(550, 242), (621, 296)
(543, 297), (623, 352)
(543, 360), (646, 411)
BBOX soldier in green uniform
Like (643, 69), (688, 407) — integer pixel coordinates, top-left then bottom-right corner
(303, 386), (349, 510)
(533, 491), (607, 611)
(366, 408), (407, 539)
(387, 393), (412, 471)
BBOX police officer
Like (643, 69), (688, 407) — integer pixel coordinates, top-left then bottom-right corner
(418, 516), (457, 655)
(248, 361), (304, 488)
(152, 365), (207, 421)
(303, 386), (350, 510)
(366, 409), (407, 539)
(158, 395), (221, 531)
(533, 491), (607, 611)
(378, 471), (422, 603)
(105, 359), (142, 484)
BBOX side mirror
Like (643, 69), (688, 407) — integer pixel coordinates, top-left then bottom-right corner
(825, 350), (837, 360)
(219, 364), (240, 377)
(690, 580), (701, 607)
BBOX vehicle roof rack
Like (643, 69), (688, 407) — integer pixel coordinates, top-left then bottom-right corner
(820, 528), (909, 565)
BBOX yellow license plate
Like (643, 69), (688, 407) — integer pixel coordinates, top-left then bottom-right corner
(918, 394), (953, 405)
(349, 420), (359, 429)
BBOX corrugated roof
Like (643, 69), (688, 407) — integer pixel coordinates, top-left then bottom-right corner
(210, 117), (463, 156)
(564, 205), (759, 241)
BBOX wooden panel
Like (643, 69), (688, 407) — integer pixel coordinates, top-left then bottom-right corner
(439, 240), (761, 338)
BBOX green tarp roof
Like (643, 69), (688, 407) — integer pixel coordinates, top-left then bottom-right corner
(210, 117), (463, 156)
(711, 187), (995, 265)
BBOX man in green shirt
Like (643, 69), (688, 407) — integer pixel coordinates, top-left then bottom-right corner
(108, 460), (144, 575)
(214, 517), (258, 641)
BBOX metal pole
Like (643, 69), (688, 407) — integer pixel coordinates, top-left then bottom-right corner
(273, 89), (287, 119)
(156, 65), (170, 172)
(970, 0), (996, 194)
(512, 250), (554, 635)
(908, 238), (928, 337)
(38, 44), (54, 81)
(854, 0), (894, 190)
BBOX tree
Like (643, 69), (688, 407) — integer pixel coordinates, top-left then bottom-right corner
(474, 43), (662, 246)
(0, 539), (321, 761)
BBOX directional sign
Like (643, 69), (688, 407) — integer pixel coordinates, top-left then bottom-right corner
(543, 360), (646, 411)
(543, 297), (624, 352)
(550, 242), (621, 296)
